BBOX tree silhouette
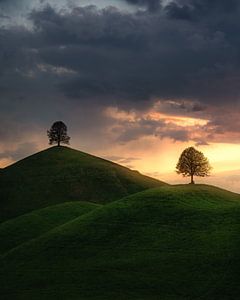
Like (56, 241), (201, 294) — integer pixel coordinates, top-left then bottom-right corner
(176, 147), (211, 184)
(47, 121), (70, 147)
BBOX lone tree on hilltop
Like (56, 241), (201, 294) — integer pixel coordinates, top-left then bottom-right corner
(176, 147), (211, 184)
(47, 121), (70, 147)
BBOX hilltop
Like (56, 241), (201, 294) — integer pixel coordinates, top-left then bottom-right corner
(0, 146), (166, 222)
(1, 185), (240, 299)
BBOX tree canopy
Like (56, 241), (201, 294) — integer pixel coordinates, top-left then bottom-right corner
(176, 147), (211, 184)
(47, 121), (70, 147)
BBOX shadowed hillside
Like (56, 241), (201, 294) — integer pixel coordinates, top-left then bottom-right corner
(0, 201), (100, 255)
(1, 185), (240, 300)
(0, 146), (166, 222)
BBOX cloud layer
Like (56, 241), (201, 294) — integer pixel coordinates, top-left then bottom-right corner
(0, 0), (240, 163)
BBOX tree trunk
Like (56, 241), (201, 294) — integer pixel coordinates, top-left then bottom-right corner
(190, 174), (195, 184)
(57, 140), (60, 147)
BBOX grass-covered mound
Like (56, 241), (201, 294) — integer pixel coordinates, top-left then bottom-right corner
(0, 201), (99, 255)
(1, 185), (240, 300)
(0, 146), (165, 222)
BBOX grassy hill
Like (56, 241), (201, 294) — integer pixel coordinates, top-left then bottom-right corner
(0, 146), (166, 222)
(0, 201), (100, 255)
(1, 185), (240, 300)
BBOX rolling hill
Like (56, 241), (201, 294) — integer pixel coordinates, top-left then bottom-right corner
(0, 146), (166, 222)
(1, 185), (240, 300)
(0, 201), (100, 255)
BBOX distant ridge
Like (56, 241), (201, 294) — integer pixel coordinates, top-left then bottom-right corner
(0, 146), (167, 222)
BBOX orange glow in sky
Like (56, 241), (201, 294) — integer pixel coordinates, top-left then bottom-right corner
(1, 108), (240, 193)
(147, 112), (208, 126)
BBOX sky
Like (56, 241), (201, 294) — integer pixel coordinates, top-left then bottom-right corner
(1, 0), (240, 192)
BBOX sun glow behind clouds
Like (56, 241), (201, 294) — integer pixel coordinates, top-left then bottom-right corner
(105, 106), (209, 127)
(104, 104), (210, 147)
(103, 104), (211, 174)
(147, 112), (208, 127)
(100, 104), (240, 193)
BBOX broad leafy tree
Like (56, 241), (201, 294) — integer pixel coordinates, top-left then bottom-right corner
(176, 147), (211, 184)
(47, 121), (70, 147)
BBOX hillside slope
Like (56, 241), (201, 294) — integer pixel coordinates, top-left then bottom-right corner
(0, 146), (166, 222)
(1, 185), (240, 300)
(0, 201), (100, 255)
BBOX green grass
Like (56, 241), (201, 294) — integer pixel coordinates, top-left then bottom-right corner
(0, 201), (100, 255)
(0, 146), (166, 222)
(1, 185), (240, 299)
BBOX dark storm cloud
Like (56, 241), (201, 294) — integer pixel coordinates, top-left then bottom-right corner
(114, 117), (192, 143)
(123, 0), (161, 11)
(160, 129), (189, 141)
(0, 14), (9, 19)
(0, 0), (28, 10)
(1, 1), (240, 146)
(165, 0), (239, 20)
(21, 4), (240, 107)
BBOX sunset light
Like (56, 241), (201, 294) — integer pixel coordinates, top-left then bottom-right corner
(2, 1), (240, 298)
